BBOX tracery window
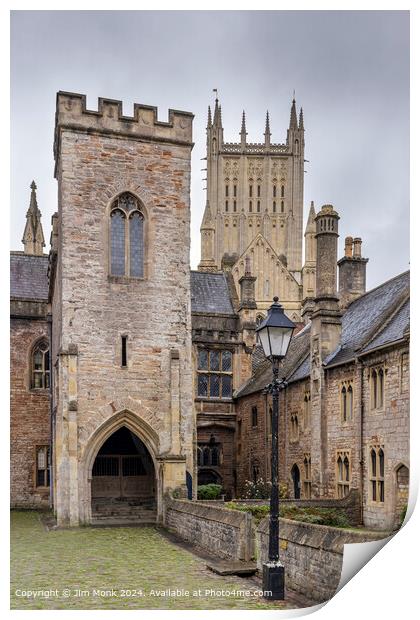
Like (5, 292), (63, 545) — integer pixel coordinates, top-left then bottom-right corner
(340, 380), (353, 422)
(370, 366), (385, 410)
(31, 340), (50, 389)
(370, 445), (385, 502)
(197, 349), (233, 399)
(110, 193), (144, 278)
(197, 443), (222, 467)
(303, 454), (312, 498)
(36, 446), (50, 487)
(273, 201), (276, 213)
(281, 201), (284, 213)
(337, 450), (350, 498)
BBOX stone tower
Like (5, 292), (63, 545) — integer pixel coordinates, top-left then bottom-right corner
(198, 97), (305, 320)
(50, 92), (194, 526)
(22, 181), (45, 255)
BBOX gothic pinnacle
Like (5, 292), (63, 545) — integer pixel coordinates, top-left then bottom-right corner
(22, 180), (45, 255)
(240, 110), (247, 138)
(264, 110), (271, 143)
(289, 97), (298, 129)
(207, 105), (212, 128)
(299, 107), (304, 130)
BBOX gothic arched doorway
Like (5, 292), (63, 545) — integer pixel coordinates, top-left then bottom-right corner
(91, 426), (156, 522)
(394, 464), (409, 529)
(291, 464), (301, 499)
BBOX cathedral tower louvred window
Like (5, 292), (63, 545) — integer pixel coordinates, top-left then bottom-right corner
(110, 193), (145, 278)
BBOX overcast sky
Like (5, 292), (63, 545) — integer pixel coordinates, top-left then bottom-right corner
(10, 10), (409, 289)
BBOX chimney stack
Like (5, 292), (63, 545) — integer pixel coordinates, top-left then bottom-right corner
(338, 237), (368, 309)
(311, 204), (342, 362)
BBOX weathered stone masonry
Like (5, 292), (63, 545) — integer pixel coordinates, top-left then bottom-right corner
(51, 92), (195, 526)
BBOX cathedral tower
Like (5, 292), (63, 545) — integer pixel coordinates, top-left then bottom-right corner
(198, 97), (305, 320)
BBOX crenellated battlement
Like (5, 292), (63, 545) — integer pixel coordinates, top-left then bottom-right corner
(54, 91), (194, 169)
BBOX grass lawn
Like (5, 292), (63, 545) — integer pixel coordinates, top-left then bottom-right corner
(10, 511), (297, 610)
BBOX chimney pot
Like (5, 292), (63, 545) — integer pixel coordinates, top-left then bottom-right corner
(344, 236), (353, 258)
(353, 237), (362, 258)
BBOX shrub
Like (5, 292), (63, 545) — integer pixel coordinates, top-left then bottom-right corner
(225, 502), (270, 524)
(225, 502), (351, 528)
(197, 484), (222, 500)
(242, 478), (288, 500)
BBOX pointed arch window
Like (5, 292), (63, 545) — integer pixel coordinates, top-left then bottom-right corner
(31, 340), (50, 389)
(370, 366), (385, 410)
(340, 380), (353, 422)
(303, 454), (312, 498)
(110, 193), (145, 278)
(337, 450), (351, 498)
(281, 185), (285, 198)
(370, 445), (385, 502)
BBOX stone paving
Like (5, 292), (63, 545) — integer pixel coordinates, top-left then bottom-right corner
(10, 511), (310, 610)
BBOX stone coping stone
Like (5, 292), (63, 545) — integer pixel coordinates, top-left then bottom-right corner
(206, 560), (257, 576)
(167, 498), (251, 528)
(257, 517), (391, 553)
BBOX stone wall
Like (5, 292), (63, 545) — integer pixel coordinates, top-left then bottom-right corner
(52, 92), (194, 526)
(164, 498), (254, 561)
(256, 516), (387, 603)
(10, 317), (50, 508)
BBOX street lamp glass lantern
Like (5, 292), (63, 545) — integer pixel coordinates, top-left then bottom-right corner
(256, 297), (295, 360)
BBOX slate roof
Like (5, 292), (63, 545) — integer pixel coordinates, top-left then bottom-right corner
(235, 324), (311, 398)
(235, 270), (410, 398)
(359, 298), (410, 355)
(191, 271), (235, 314)
(10, 252), (49, 301)
(325, 270), (410, 367)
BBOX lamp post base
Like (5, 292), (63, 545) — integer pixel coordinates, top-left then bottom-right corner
(262, 562), (285, 600)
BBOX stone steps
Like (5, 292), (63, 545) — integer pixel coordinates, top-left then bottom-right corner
(91, 497), (157, 525)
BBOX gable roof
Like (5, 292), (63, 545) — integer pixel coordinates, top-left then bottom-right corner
(190, 271), (235, 315)
(10, 252), (49, 301)
(235, 323), (311, 398)
(235, 270), (410, 398)
(325, 270), (409, 367)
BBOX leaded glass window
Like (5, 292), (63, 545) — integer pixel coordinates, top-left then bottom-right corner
(31, 340), (50, 389)
(129, 212), (144, 277)
(337, 450), (351, 498)
(36, 446), (50, 487)
(110, 193), (145, 277)
(370, 446), (385, 503)
(196, 349), (233, 399)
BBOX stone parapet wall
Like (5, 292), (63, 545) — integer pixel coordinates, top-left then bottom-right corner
(164, 498), (254, 561)
(257, 516), (387, 603)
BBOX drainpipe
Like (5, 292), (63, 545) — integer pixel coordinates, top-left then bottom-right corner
(357, 357), (365, 525)
(47, 312), (54, 510)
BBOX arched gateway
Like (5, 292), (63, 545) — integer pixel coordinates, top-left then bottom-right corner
(91, 426), (156, 523)
(80, 410), (162, 525)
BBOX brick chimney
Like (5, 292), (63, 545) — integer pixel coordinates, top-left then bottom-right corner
(338, 236), (368, 309)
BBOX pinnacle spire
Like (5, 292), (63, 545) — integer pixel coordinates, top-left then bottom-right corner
(213, 97), (222, 127)
(299, 107), (304, 130)
(264, 110), (271, 146)
(22, 180), (45, 255)
(305, 201), (316, 234)
(241, 110), (246, 134)
(289, 97), (298, 130)
(207, 105), (212, 129)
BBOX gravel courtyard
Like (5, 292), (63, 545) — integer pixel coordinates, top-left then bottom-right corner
(10, 511), (306, 610)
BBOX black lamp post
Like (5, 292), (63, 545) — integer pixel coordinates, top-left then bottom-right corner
(255, 296), (295, 600)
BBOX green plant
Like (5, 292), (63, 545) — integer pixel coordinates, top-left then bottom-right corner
(225, 502), (270, 524)
(241, 478), (288, 500)
(197, 483), (222, 500)
(400, 504), (408, 525)
(225, 502), (351, 528)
